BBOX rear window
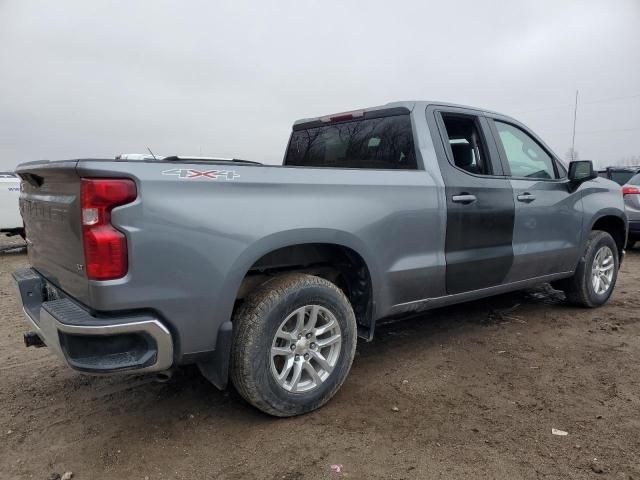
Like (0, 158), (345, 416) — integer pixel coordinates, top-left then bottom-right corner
(609, 170), (637, 185)
(628, 173), (640, 185)
(285, 115), (417, 170)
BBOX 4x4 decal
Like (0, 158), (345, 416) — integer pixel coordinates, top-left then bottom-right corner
(161, 168), (240, 180)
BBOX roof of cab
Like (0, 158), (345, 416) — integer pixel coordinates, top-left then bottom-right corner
(292, 101), (506, 127)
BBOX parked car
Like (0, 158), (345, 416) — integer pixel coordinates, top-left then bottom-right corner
(598, 166), (640, 185)
(0, 171), (23, 237)
(13, 101), (628, 416)
(622, 173), (640, 248)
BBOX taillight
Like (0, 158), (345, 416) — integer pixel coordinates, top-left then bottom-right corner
(622, 186), (640, 196)
(81, 178), (137, 280)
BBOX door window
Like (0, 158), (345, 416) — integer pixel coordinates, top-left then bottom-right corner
(441, 114), (492, 175)
(494, 122), (557, 179)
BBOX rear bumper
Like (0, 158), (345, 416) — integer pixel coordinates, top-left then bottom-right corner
(13, 267), (173, 374)
(628, 220), (640, 236)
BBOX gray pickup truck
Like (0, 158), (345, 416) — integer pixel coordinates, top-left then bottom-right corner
(13, 101), (627, 416)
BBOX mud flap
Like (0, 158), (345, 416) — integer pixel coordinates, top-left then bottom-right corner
(197, 321), (233, 390)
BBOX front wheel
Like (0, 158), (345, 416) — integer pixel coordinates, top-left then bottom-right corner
(230, 273), (357, 417)
(558, 230), (619, 307)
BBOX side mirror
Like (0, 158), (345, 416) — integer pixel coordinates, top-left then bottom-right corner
(568, 160), (597, 184)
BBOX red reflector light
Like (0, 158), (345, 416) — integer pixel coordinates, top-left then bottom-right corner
(622, 186), (640, 195)
(81, 179), (137, 280)
(320, 109), (365, 123)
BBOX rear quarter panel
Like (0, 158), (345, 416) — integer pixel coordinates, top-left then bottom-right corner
(76, 160), (445, 358)
(623, 184), (640, 223)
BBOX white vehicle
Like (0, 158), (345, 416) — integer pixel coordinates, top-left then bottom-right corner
(0, 172), (23, 236)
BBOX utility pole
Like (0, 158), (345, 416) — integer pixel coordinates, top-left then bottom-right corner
(570, 90), (579, 160)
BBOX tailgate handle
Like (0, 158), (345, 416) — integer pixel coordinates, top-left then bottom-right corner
(452, 194), (477, 205)
(22, 173), (44, 187)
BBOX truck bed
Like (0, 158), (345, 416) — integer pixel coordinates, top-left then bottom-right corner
(16, 157), (440, 358)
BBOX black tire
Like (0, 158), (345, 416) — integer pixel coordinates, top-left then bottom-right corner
(559, 230), (619, 307)
(230, 273), (357, 417)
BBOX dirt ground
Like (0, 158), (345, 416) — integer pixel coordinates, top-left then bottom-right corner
(1, 237), (638, 480)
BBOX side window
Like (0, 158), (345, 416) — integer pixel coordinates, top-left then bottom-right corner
(285, 115), (417, 169)
(441, 114), (492, 175)
(494, 121), (557, 179)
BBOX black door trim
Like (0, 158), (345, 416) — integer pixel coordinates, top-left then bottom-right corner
(425, 105), (516, 294)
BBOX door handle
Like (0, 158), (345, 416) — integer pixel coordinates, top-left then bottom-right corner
(517, 193), (536, 203)
(451, 194), (477, 205)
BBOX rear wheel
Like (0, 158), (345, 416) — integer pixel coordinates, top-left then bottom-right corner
(558, 230), (619, 307)
(230, 273), (357, 417)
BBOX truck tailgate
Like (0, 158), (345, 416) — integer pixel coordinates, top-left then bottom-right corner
(17, 161), (89, 303)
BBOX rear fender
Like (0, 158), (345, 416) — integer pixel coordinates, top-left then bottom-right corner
(221, 228), (382, 323)
(202, 229), (381, 389)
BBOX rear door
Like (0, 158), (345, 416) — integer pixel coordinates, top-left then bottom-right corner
(487, 117), (584, 281)
(427, 106), (515, 295)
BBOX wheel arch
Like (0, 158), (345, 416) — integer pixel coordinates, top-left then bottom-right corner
(199, 229), (381, 389)
(590, 212), (628, 258)
(228, 229), (381, 326)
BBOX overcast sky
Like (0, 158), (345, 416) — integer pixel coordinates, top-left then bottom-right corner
(1, 0), (639, 170)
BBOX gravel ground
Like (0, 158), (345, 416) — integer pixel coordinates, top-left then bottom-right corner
(1, 237), (638, 479)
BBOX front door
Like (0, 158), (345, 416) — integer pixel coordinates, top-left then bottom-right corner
(428, 107), (515, 295)
(488, 118), (584, 282)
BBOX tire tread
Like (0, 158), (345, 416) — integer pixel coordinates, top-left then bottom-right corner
(230, 273), (356, 416)
(562, 230), (618, 308)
